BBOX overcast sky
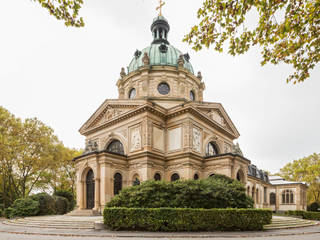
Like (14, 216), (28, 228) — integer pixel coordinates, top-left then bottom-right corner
(1, 0), (319, 173)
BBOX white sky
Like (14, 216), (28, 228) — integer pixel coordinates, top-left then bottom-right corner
(1, 0), (319, 174)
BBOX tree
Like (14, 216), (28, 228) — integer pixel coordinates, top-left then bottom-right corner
(278, 153), (320, 203)
(184, 0), (320, 84)
(0, 106), (81, 206)
(47, 144), (82, 194)
(33, 0), (84, 27)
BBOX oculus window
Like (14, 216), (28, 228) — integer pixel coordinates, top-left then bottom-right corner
(158, 82), (170, 95)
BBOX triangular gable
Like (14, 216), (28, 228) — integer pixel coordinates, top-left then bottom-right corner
(195, 103), (240, 138)
(79, 99), (144, 134)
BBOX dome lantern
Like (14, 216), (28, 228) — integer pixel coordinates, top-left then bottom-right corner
(151, 16), (170, 45)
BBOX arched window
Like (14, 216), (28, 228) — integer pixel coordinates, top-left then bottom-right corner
(133, 178), (140, 186)
(194, 173), (199, 180)
(190, 91), (195, 101)
(256, 189), (259, 204)
(171, 173), (180, 182)
(114, 173), (122, 195)
(129, 88), (136, 99)
(252, 187), (255, 202)
(247, 186), (250, 196)
(236, 169), (245, 182)
(206, 142), (219, 157)
(106, 140), (124, 155)
(282, 189), (294, 204)
(209, 174), (215, 178)
(270, 192), (276, 205)
(154, 173), (161, 181)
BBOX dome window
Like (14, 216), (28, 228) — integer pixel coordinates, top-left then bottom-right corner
(190, 91), (195, 101)
(206, 142), (219, 157)
(158, 82), (170, 95)
(129, 88), (136, 99)
(159, 44), (168, 53)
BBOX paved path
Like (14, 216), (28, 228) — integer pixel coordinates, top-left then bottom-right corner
(1, 216), (320, 239)
(1, 231), (320, 240)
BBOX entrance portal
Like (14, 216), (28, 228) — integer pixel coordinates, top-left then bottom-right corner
(86, 169), (95, 209)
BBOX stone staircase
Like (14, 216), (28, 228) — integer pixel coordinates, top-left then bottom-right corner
(3, 215), (102, 229)
(66, 209), (101, 216)
(264, 216), (319, 230)
(3, 215), (318, 231)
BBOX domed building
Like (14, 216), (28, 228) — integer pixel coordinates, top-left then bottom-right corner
(73, 15), (307, 215)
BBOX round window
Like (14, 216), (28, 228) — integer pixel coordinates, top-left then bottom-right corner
(129, 88), (136, 99)
(190, 91), (195, 101)
(157, 82), (170, 95)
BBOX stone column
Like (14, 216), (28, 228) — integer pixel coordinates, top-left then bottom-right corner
(94, 178), (100, 211)
(78, 181), (84, 209)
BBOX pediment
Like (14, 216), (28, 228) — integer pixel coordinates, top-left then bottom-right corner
(79, 100), (144, 134)
(195, 104), (240, 138)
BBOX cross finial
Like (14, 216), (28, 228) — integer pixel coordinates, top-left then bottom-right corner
(156, 0), (165, 16)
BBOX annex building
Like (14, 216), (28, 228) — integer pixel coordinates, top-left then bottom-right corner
(72, 15), (307, 215)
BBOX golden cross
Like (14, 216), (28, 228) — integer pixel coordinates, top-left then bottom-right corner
(156, 0), (165, 16)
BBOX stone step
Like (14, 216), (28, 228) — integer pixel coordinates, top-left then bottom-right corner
(67, 209), (101, 216)
(270, 220), (314, 225)
(4, 221), (94, 229)
(265, 223), (317, 230)
(266, 221), (315, 227)
(9, 219), (94, 224)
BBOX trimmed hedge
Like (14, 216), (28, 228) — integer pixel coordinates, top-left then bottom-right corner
(103, 207), (272, 231)
(303, 212), (320, 220)
(286, 210), (305, 217)
(107, 176), (253, 209)
(286, 210), (320, 221)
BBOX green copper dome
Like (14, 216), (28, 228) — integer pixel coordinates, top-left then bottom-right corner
(127, 16), (194, 74)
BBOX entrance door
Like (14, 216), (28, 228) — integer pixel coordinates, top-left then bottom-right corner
(86, 169), (95, 209)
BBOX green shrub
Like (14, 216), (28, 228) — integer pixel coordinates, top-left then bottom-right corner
(30, 193), (56, 215)
(103, 207), (272, 231)
(107, 176), (253, 209)
(0, 209), (3, 217)
(303, 211), (320, 220)
(4, 208), (14, 219)
(54, 190), (76, 212)
(8, 198), (39, 218)
(286, 210), (305, 217)
(307, 202), (320, 212)
(54, 196), (69, 215)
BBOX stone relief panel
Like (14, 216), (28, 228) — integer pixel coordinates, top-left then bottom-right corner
(84, 139), (99, 153)
(168, 127), (182, 151)
(153, 126), (164, 151)
(224, 142), (232, 153)
(192, 128), (202, 153)
(130, 126), (142, 152)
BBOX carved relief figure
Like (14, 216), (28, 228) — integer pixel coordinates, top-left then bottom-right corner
(131, 128), (141, 152)
(192, 128), (201, 152)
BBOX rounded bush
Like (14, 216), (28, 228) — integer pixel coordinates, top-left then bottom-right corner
(4, 207), (14, 219)
(8, 198), (39, 218)
(30, 193), (56, 215)
(54, 196), (69, 215)
(53, 190), (76, 212)
(107, 175), (253, 209)
(307, 201), (320, 212)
